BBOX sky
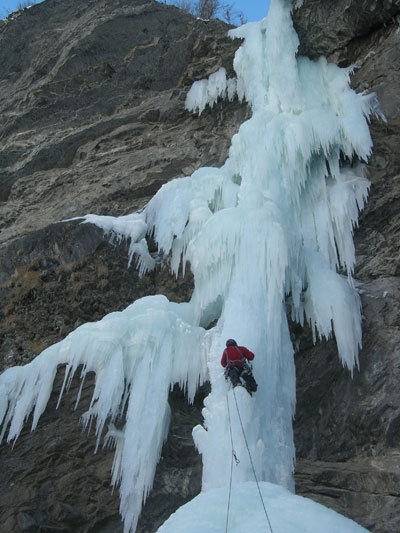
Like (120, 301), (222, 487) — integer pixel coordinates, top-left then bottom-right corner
(229, 0), (270, 22)
(0, 0), (270, 22)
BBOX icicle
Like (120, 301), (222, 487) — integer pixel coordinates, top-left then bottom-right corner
(0, 0), (379, 531)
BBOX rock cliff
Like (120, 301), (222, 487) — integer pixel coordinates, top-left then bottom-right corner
(0, 0), (398, 531)
(292, 2), (400, 531)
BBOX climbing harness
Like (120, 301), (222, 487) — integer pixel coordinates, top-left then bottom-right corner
(223, 346), (258, 393)
(225, 388), (274, 533)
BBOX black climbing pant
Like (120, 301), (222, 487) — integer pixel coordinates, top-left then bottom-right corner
(226, 365), (258, 393)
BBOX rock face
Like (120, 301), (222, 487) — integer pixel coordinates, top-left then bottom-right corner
(0, 0), (247, 243)
(292, 2), (400, 532)
(0, 0), (399, 532)
(0, 1), (244, 531)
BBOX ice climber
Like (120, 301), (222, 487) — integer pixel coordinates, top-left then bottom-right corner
(221, 339), (258, 394)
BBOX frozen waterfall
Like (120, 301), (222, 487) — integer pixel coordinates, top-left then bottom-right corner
(0, 0), (380, 531)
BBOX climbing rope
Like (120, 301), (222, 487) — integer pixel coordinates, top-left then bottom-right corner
(232, 387), (275, 533)
(225, 395), (240, 533)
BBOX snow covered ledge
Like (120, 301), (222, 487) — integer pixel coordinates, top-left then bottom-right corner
(158, 481), (368, 533)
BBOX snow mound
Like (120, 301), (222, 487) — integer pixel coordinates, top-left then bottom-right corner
(157, 481), (369, 533)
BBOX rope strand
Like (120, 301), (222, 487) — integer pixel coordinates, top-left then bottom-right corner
(226, 394), (241, 532)
(232, 388), (274, 533)
(225, 396), (234, 533)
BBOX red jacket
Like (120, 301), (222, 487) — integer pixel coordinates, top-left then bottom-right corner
(221, 345), (255, 368)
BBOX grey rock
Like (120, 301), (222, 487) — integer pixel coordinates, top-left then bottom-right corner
(295, 456), (400, 532)
(0, 0), (248, 243)
(292, 0), (400, 64)
(17, 512), (37, 531)
(292, 1), (400, 531)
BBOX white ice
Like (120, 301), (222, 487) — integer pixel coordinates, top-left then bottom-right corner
(157, 479), (368, 533)
(0, 0), (380, 531)
(0, 296), (207, 532)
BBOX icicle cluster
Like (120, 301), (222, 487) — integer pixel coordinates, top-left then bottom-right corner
(0, 297), (207, 533)
(0, 0), (381, 531)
